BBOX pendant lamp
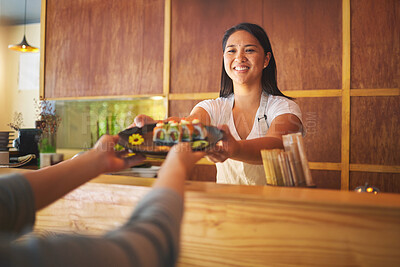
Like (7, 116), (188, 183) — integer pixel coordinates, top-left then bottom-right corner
(8, 0), (39, 53)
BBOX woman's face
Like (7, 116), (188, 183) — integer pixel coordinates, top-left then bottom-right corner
(223, 30), (270, 88)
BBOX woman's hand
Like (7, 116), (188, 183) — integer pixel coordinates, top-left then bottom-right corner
(206, 125), (240, 163)
(91, 135), (146, 174)
(128, 114), (156, 128)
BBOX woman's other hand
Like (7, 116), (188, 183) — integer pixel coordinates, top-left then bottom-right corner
(128, 114), (156, 128)
(92, 135), (146, 173)
(206, 125), (240, 163)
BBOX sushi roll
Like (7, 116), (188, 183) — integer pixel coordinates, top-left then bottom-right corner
(191, 119), (207, 141)
(167, 120), (180, 144)
(153, 121), (167, 143)
(180, 118), (193, 142)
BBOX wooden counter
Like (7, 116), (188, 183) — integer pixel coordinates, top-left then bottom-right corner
(1, 169), (400, 266)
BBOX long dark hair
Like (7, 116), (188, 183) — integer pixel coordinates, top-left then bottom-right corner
(220, 23), (291, 99)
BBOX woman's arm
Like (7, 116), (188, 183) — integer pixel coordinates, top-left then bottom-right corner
(207, 114), (302, 164)
(24, 135), (145, 210)
(188, 107), (212, 125)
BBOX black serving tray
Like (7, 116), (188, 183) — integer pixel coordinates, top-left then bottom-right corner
(118, 123), (223, 157)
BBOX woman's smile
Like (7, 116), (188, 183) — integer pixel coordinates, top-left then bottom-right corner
(233, 65), (250, 71)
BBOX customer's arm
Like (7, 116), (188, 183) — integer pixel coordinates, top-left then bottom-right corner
(0, 135), (144, 234)
(24, 135), (145, 210)
(2, 143), (204, 267)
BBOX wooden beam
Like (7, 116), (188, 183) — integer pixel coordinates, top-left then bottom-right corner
(169, 92), (219, 100)
(283, 89), (342, 98)
(350, 164), (400, 174)
(39, 0), (47, 100)
(42, 88), (400, 101)
(350, 88), (400, 97)
(42, 94), (165, 101)
(163, 0), (172, 114)
(308, 162), (341, 171)
(341, 0), (351, 190)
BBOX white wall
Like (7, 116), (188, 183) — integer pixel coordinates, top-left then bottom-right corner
(0, 23), (40, 131)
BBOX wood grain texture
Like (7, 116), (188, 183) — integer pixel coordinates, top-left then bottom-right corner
(351, 0), (400, 89)
(341, 0), (351, 190)
(168, 99), (202, 117)
(31, 181), (400, 266)
(350, 172), (400, 194)
(170, 0), (263, 94)
(163, 0), (171, 96)
(262, 0), (342, 90)
(169, 92), (219, 100)
(350, 164), (400, 174)
(310, 170), (341, 190)
(295, 97), (342, 163)
(190, 164), (216, 182)
(45, 0), (164, 98)
(39, 0), (46, 99)
(350, 96), (400, 165)
(350, 88), (400, 97)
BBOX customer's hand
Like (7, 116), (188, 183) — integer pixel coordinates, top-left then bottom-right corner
(92, 135), (146, 173)
(128, 114), (156, 128)
(206, 125), (240, 163)
(163, 143), (205, 175)
(155, 143), (205, 196)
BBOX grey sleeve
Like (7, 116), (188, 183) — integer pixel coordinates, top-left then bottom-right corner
(0, 173), (36, 236)
(1, 188), (184, 267)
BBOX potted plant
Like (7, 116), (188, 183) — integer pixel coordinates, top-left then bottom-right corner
(35, 99), (61, 153)
(8, 112), (41, 163)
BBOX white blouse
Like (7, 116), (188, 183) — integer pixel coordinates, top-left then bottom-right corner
(194, 92), (303, 185)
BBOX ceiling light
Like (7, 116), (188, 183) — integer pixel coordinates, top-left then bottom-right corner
(8, 0), (39, 53)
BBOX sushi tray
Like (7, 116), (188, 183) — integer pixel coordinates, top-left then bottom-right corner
(118, 119), (224, 157)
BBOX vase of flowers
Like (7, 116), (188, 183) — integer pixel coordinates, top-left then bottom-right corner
(35, 99), (61, 153)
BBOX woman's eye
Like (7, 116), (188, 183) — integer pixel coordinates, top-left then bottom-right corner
(246, 49), (255, 53)
(227, 49), (235, 53)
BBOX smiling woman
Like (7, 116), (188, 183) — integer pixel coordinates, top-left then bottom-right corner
(187, 23), (303, 185)
(134, 23), (304, 186)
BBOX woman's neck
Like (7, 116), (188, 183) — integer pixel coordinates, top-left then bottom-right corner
(233, 84), (262, 109)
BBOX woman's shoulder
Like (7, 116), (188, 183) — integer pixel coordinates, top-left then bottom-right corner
(266, 94), (299, 109)
(196, 95), (232, 109)
(267, 94), (296, 104)
(266, 94), (301, 116)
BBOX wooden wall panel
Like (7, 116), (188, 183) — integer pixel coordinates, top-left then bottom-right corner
(168, 100), (202, 118)
(350, 172), (400, 194)
(151, 159), (216, 182)
(45, 0), (164, 98)
(351, 0), (400, 89)
(311, 170), (341, 190)
(350, 96), (400, 165)
(190, 165), (217, 182)
(296, 97), (342, 163)
(170, 0), (263, 94)
(262, 0), (342, 90)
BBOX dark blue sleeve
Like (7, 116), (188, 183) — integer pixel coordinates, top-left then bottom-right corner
(0, 173), (36, 236)
(1, 187), (183, 267)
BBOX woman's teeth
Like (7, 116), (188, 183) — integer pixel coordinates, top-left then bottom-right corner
(234, 66), (249, 71)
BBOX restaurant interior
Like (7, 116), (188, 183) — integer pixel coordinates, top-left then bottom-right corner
(0, 0), (399, 266)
